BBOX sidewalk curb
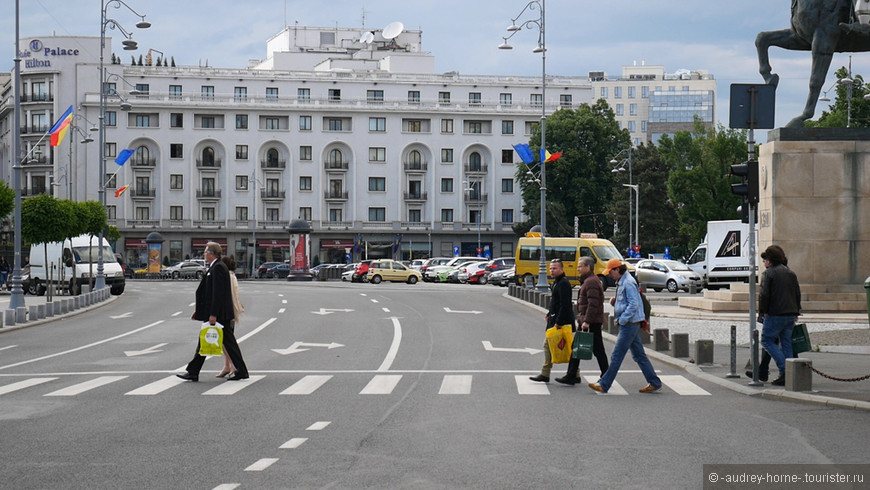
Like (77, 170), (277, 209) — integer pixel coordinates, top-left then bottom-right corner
(504, 292), (870, 411)
(0, 294), (119, 333)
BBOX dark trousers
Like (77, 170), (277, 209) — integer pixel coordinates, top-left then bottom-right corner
(760, 340), (797, 375)
(186, 319), (248, 376)
(564, 323), (609, 377)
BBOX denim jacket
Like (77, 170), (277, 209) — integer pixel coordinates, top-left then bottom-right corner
(614, 272), (645, 326)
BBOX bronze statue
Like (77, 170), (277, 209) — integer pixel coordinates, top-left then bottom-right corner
(757, 0), (870, 127)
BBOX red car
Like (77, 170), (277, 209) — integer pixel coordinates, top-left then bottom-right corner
(353, 260), (372, 282)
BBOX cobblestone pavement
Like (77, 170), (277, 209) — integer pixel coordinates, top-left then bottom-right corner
(647, 316), (869, 347)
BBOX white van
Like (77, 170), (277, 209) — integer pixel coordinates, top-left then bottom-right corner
(29, 234), (126, 296)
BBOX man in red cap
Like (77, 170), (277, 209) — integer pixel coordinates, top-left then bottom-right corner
(588, 258), (662, 394)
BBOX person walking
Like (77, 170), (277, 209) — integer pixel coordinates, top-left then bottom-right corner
(758, 245), (801, 386)
(588, 258), (662, 394)
(557, 256), (608, 385)
(177, 242), (249, 382)
(0, 257), (9, 290)
(530, 258), (574, 383)
(215, 255), (245, 378)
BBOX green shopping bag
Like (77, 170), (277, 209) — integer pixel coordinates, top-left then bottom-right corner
(792, 323), (811, 354)
(198, 323), (224, 356)
(572, 331), (594, 360)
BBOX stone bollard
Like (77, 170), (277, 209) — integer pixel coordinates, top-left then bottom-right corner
(37, 304), (46, 319)
(540, 292), (550, 309)
(608, 315), (618, 334)
(786, 358), (813, 392)
(73, 297), (80, 309)
(640, 323), (651, 345)
(60, 300), (68, 314)
(16, 306), (27, 323)
(695, 339), (714, 365)
(654, 328), (670, 351)
(4, 309), (15, 326)
(671, 333), (689, 358)
(29, 305), (38, 320)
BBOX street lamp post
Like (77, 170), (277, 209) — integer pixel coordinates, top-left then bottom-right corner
(623, 184), (639, 252)
(9, 0), (25, 310)
(249, 174), (263, 278)
(500, 0), (548, 291)
(97, 0), (149, 290)
(610, 147), (633, 252)
(463, 180), (482, 256)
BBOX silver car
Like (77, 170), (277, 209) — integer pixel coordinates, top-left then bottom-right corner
(635, 259), (702, 293)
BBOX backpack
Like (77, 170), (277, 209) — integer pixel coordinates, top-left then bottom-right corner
(639, 288), (651, 331)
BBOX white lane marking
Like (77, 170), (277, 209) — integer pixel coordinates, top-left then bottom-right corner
(237, 318), (276, 343)
(109, 312), (133, 319)
(279, 438), (308, 449)
(439, 375), (472, 394)
(125, 375), (187, 395)
(0, 321), (165, 371)
(377, 317), (402, 372)
(371, 299), (379, 304)
(278, 294), (284, 297)
(382, 308), (390, 313)
(202, 375), (265, 395)
(359, 293), (367, 297)
(360, 375), (402, 394)
(515, 375), (549, 395)
(660, 375), (711, 395)
(124, 343), (168, 357)
(443, 307), (482, 315)
(278, 308), (286, 314)
(44, 376), (128, 397)
(280, 375), (332, 395)
(0, 377), (57, 395)
(188, 302), (196, 307)
(244, 458), (279, 472)
(481, 341), (542, 355)
(306, 421), (331, 431)
(0, 345), (18, 352)
(171, 311), (183, 317)
(273, 342), (344, 356)
(211, 485), (240, 490)
(592, 381), (628, 395)
(282, 299), (287, 304)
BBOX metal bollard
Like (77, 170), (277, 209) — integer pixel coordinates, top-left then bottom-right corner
(640, 323), (651, 345)
(16, 306), (27, 323)
(726, 325), (740, 378)
(4, 309), (15, 326)
(608, 315), (619, 335)
(29, 305), (38, 320)
(653, 328), (669, 351)
(37, 304), (46, 319)
(671, 333), (689, 358)
(786, 358), (813, 391)
(695, 339), (714, 365)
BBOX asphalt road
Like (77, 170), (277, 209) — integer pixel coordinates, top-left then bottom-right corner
(1, 280), (869, 489)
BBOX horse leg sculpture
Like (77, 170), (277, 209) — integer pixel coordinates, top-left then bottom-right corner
(756, 28), (802, 88)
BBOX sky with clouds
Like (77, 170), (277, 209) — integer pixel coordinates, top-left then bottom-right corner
(4, 0), (870, 136)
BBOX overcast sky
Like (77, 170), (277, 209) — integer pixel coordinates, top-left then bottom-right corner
(4, 0), (869, 136)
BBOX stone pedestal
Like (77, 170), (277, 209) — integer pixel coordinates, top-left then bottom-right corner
(759, 129), (870, 285)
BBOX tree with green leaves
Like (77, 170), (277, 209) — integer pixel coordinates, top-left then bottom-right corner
(21, 195), (70, 295)
(515, 99), (627, 239)
(659, 122), (748, 255)
(0, 180), (13, 220)
(806, 66), (870, 128)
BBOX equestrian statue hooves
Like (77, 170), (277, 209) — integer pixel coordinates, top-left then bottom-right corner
(756, 0), (870, 128)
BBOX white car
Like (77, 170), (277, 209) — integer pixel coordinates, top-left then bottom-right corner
(341, 269), (355, 282)
(457, 261), (489, 284)
(424, 257), (486, 282)
(635, 259), (703, 293)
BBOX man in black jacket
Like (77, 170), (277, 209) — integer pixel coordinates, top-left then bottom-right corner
(177, 242), (249, 382)
(758, 245), (801, 386)
(530, 258), (574, 383)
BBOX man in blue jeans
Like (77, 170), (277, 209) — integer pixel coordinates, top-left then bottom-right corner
(758, 245), (801, 386)
(589, 258), (662, 394)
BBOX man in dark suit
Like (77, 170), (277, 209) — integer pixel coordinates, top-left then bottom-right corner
(177, 242), (249, 382)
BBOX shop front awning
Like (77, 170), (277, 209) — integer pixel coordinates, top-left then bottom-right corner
(319, 239), (353, 250)
(192, 238), (229, 252)
(257, 239), (291, 249)
(125, 238), (148, 249)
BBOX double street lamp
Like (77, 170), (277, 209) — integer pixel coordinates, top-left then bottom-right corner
(97, 0), (150, 290)
(610, 147), (636, 253)
(500, 0), (548, 291)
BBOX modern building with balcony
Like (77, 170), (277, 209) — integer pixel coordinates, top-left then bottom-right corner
(0, 25), (595, 273)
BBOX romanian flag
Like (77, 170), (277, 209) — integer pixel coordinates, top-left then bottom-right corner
(49, 105), (74, 147)
(115, 185), (130, 198)
(540, 149), (563, 163)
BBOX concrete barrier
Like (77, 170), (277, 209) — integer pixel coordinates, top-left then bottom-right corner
(654, 328), (669, 351)
(786, 358), (813, 392)
(608, 315), (619, 334)
(37, 304), (46, 319)
(29, 305), (38, 320)
(671, 333), (689, 358)
(695, 339), (714, 365)
(640, 325), (651, 345)
(16, 306), (27, 323)
(4, 309), (14, 326)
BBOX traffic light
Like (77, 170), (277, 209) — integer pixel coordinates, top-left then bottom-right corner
(737, 196), (757, 224)
(730, 159), (759, 205)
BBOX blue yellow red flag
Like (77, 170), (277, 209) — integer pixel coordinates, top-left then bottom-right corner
(49, 105), (74, 147)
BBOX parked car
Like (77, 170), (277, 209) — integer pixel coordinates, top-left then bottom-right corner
(440, 260), (482, 283)
(484, 257), (515, 274)
(634, 259), (703, 293)
(352, 260), (372, 282)
(458, 261), (490, 284)
(164, 260), (207, 279)
(424, 257), (486, 282)
(420, 257), (451, 281)
(409, 259), (425, 271)
(266, 263), (291, 278)
(367, 259), (422, 284)
(256, 261), (282, 278)
(487, 266), (515, 287)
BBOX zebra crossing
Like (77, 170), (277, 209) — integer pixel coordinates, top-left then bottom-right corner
(0, 372), (712, 398)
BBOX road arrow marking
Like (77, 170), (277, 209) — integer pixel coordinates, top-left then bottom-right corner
(272, 341), (344, 355)
(311, 308), (355, 315)
(110, 312), (133, 319)
(124, 343), (168, 357)
(482, 341), (543, 355)
(444, 307), (482, 315)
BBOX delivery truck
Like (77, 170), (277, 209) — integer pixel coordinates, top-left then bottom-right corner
(685, 220), (755, 289)
(29, 234), (126, 296)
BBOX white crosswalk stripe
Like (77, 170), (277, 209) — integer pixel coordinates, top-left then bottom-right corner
(360, 374), (402, 394)
(515, 375), (550, 395)
(0, 377), (57, 395)
(439, 375), (472, 394)
(202, 375), (265, 395)
(660, 375), (712, 395)
(280, 375), (332, 395)
(44, 376), (128, 397)
(125, 375), (187, 395)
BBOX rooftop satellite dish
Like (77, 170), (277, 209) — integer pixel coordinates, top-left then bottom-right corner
(363, 31), (374, 44)
(359, 32), (368, 43)
(382, 21), (404, 40)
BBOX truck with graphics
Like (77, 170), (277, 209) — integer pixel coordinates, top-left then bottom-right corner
(685, 220), (755, 289)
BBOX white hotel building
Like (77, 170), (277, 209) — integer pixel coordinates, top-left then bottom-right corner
(0, 26), (594, 271)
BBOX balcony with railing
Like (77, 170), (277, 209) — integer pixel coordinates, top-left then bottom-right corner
(130, 158), (156, 168)
(324, 160), (349, 172)
(129, 188), (156, 199)
(464, 193), (488, 204)
(260, 159), (286, 170)
(403, 162), (428, 173)
(323, 191), (349, 201)
(403, 191), (428, 202)
(195, 159), (222, 169)
(192, 220), (225, 228)
(196, 189), (222, 200)
(260, 190), (286, 201)
(20, 94), (54, 103)
(463, 163), (488, 174)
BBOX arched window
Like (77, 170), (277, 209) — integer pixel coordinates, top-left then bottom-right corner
(328, 149), (343, 164)
(134, 145), (150, 165)
(201, 147), (215, 166)
(469, 152), (481, 171)
(408, 150), (422, 169)
(266, 148), (279, 167)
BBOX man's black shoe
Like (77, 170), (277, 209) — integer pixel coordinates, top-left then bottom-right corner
(227, 372), (250, 381)
(528, 375), (549, 383)
(554, 375), (576, 386)
(771, 375), (785, 386)
(176, 372), (198, 382)
(745, 370), (769, 382)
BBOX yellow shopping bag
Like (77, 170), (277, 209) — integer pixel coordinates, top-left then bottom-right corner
(546, 325), (574, 364)
(198, 322), (224, 356)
